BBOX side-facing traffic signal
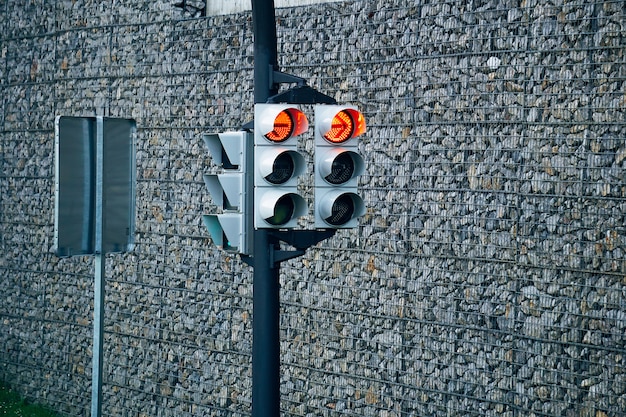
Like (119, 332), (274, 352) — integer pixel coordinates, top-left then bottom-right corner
(254, 104), (309, 229)
(202, 131), (253, 254)
(314, 105), (366, 228)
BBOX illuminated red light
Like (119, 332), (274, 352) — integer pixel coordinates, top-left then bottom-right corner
(264, 110), (294, 142)
(323, 109), (366, 144)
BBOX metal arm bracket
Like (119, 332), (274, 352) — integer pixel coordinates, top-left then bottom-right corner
(267, 66), (337, 105)
(270, 67), (306, 88)
(267, 85), (337, 105)
(269, 229), (337, 250)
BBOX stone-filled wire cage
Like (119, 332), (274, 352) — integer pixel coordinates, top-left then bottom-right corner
(1, 0), (625, 416)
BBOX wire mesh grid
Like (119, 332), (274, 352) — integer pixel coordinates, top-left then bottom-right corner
(1, 0), (625, 416)
(276, 1), (626, 416)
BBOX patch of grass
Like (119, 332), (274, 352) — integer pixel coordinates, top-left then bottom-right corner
(0, 382), (61, 417)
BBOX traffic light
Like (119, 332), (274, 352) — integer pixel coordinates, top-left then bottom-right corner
(254, 104), (309, 229)
(202, 131), (253, 255)
(314, 105), (366, 228)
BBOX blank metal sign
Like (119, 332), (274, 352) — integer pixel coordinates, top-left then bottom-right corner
(54, 116), (136, 257)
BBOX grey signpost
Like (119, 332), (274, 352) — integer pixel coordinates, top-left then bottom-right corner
(54, 116), (136, 417)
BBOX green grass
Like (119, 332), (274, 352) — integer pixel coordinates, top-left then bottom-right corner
(0, 382), (61, 417)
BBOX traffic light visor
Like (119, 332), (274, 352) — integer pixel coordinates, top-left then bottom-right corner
(262, 108), (309, 143)
(317, 190), (365, 227)
(257, 190), (307, 228)
(267, 194), (297, 226)
(322, 109), (366, 144)
(328, 193), (358, 226)
(257, 149), (305, 186)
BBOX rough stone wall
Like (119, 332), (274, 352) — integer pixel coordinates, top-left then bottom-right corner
(1, 1), (625, 416)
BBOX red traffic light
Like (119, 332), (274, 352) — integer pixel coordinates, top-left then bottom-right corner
(321, 108), (366, 144)
(254, 104), (309, 229)
(314, 105), (366, 228)
(260, 107), (309, 143)
(265, 110), (294, 142)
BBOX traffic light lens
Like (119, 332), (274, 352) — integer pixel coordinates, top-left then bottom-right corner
(324, 110), (355, 143)
(267, 195), (296, 226)
(265, 110), (294, 142)
(325, 153), (355, 185)
(265, 152), (295, 184)
(326, 194), (355, 226)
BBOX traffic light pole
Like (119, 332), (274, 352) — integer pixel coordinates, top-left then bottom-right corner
(249, 2), (337, 417)
(250, 229), (280, 417)
(248, 228), (335, 417)
(251, 0), (278, 104)
(250, 2), (280, 414)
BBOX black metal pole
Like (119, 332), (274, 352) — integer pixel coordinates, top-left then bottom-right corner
(251, 2), (280, 417)
(251, 0), (278, 104)
(252, 230), (280, 417)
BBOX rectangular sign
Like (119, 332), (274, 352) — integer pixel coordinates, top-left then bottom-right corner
(54, 116), (136, 257)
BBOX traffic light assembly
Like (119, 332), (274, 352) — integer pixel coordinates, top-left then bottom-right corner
(206, 4), (364, 416)
(314, 105), (366, 228)
(202, 103), (366, 260)
(254, 105), (308, 229)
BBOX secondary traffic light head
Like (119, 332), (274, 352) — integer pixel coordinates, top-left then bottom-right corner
(314, 105), (366, 228)
(254, 104), (309, 229)
(202, 131), (252, 255)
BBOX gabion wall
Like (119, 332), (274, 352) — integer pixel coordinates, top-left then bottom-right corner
(1, 1), (625, 416)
